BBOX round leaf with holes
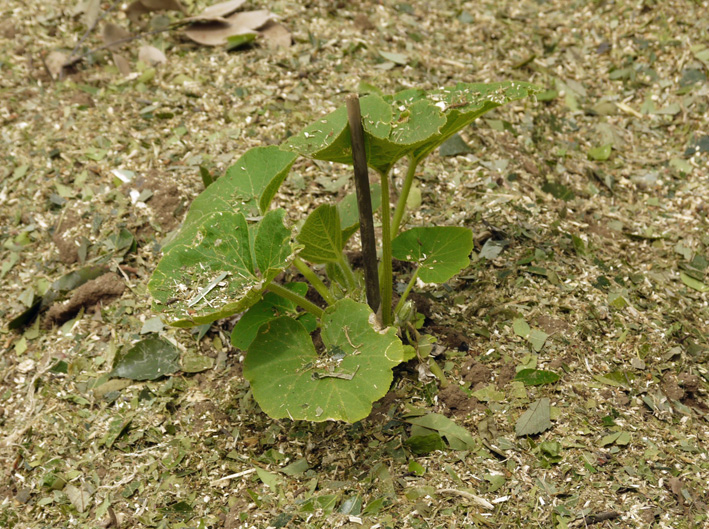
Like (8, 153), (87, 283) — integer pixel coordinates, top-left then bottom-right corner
(243, 299), (404, 422)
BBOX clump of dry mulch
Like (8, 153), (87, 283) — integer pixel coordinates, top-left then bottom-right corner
(43, 272), (125, 327)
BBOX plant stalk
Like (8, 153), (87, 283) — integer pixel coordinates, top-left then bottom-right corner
(345, 94), (381, 314)
(427, 358), (449, 388)
(379, 169), (393, 326)
(393, 268), (419, 317)
(391, 155), (420, 238)
(293, 258), (335, 305)
(265, 282), (324, 319)
(337, 253), (357, 292)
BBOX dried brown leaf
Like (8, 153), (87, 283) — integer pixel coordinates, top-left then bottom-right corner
(183, 10), (271, 47)
(184, 0), (247, 23)
(138, 44), (167, 65)
(260, 21), (291, 49)
(45, 51), (67, 78)
(112, 53), (132, 76)
(0, 19), (17, 39)
(140, 0), (185, 12)
(125, 0), (151, 23)
(83, 0), (101, 29)
(102, 23), (131, 49)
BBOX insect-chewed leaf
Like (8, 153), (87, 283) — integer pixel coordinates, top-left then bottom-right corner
(281, 106), (353, 164)
(392, 226), (473, 283)
(164, 146), (296, 252)
(243, 299), (405, 422)
(148, 209), (295, 327)
(409, 81), (542, 161)
(281, 82), (538, 174)
(361, 95), (446, 173)
(296, 204), (343, 264)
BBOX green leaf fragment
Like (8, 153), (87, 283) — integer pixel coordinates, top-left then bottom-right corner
(110, 337), (180, 381)
(529, 329), (549, 352)
(680, 272), (709, 292)
(405, 433), (446, 455)
(515, 398), (551, 437)
(514, 369), (560, 386)
(392, 226), (473, 283)
(243, 299), (404, 422)
(405, 413), (476, 450)
(513, 318), (530, 338)
(588, 144), (612, 161)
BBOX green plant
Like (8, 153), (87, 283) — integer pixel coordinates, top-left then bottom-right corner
(148, 81), (539, 422)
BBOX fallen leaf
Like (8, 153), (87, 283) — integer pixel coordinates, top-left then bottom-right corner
(139, 0), (185, 12)
(45, 51), (68, 78)
(184, 10), (271, 46)
(102, 23), (131, 49)
(84, 0), (101, 28)
(125, 0), (185, 24)
(184, 0), (247, 22)
(110, 337), (180, 380)
(65, 484), (92, 513)
(112, 52), (132, 76)
(138, 44), (167, 65)
(125, 1), (152, 23)
(515, 398), (551, 437)
(260, 21), (291, 49)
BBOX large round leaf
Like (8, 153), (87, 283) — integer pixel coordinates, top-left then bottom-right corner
(243, 299), (404, 422)
(392, 226), (473, 283)
(149, 209), (295, 327)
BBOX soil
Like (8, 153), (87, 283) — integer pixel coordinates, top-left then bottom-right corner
(2, 1), (708, 528)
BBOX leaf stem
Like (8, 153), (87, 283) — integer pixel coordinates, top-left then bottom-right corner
(265, 282), (324, 319)
(427, 357), (449, 388)
(338, 253), (357, 292)
(293, 258), (335, 305)
(393, 267), (419, 317)
(391, 155), (420, 238)
(379, 169), (393, 326)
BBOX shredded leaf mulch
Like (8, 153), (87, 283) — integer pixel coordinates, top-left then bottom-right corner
(1, 0), (708, 527)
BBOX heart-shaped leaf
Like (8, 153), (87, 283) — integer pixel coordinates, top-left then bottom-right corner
(149, 209), (295, 327)
(243, 298), (404, 422)
(296, 204), (343, 264)
(164, 146), (296, 252)
(392, 226), (473, 283)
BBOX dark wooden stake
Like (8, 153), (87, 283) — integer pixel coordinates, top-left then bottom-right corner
(346, 94), (381, 314)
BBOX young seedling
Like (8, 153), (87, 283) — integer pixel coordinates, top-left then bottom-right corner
(149, 81), (539, 422)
